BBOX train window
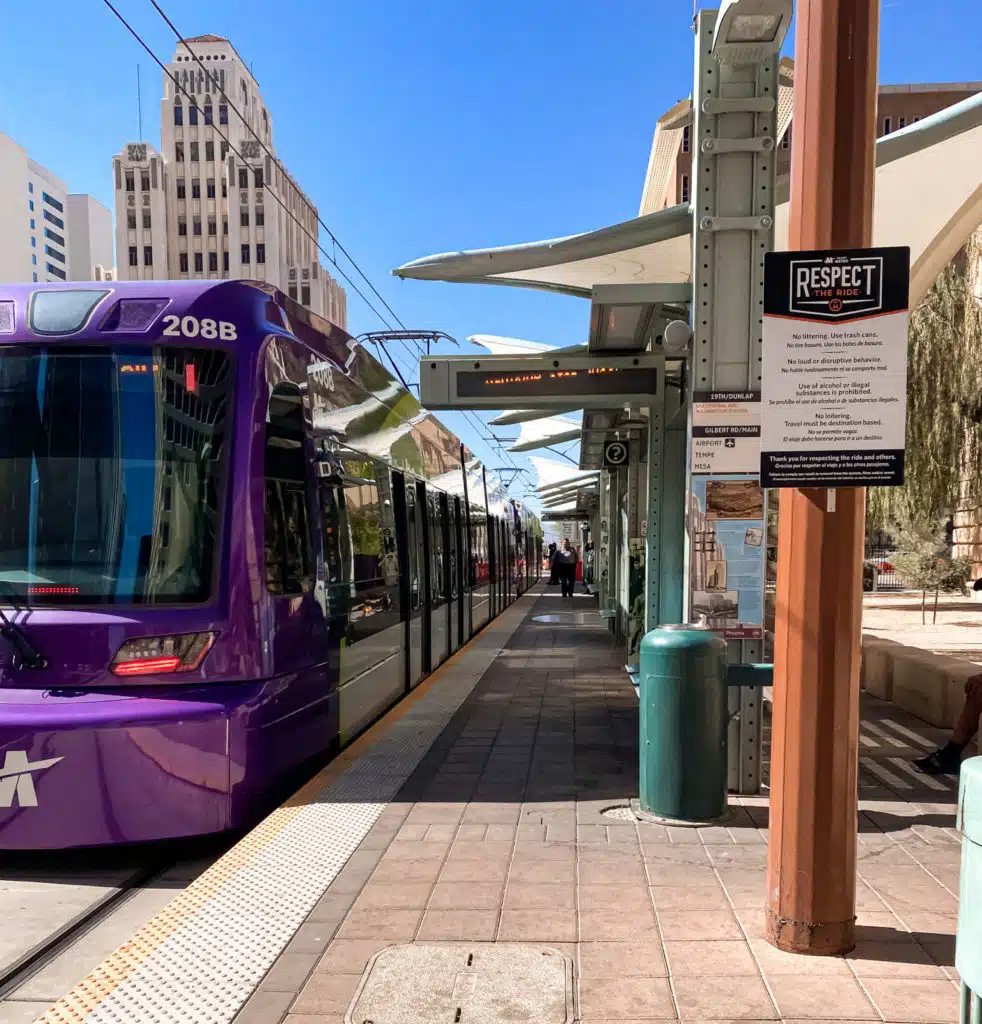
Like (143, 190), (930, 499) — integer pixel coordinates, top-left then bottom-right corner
(341, 459), (384, 577)
(317, 483), (347, 585)
(429, 492), (444, 604)
(264, 383), (314, 595)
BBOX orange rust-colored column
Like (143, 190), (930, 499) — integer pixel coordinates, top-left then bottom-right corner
(765, 0), (880, 956)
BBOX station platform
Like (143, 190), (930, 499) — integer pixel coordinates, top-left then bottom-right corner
(31, 586), (964, 1024)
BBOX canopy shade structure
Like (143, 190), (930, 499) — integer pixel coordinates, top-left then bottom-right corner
(395, 91), (982, 307)
(490, 408), (581, 426)
(530, 456), (598, 491)
(467, 335), (556, 355)
(508, 415), (583, 453)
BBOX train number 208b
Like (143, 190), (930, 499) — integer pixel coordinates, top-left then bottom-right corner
(162, 315), (238, 340)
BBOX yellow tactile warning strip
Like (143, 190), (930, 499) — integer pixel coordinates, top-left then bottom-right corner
(34, 591), (540, 1024)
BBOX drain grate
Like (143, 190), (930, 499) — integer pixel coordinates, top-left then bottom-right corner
(600, 805), (636, 821)
(346, 943), (574, 1024)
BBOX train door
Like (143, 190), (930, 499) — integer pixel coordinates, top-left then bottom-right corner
(446, 494), (460, 653)
(335, 459), (405, 744)
(391, 472), (413, 695)
(405, 480), (425, 687)
(471, 506), (490, 631)
(463, 498), (474, 638)
(429, 490), (450, 666)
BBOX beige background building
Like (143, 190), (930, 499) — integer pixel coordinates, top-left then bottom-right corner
(112, 35), (346, 329)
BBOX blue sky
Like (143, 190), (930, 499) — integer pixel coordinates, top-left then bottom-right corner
(1, 0), (978, 513)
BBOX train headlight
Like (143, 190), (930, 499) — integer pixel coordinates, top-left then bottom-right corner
(111, 632), (218, 677)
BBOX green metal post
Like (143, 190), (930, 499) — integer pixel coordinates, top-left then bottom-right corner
(637, 624), (728, 824)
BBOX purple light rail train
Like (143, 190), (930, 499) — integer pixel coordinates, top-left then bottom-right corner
(0, 281), (541, 850)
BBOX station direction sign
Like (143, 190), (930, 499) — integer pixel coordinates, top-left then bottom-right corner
(760, 246), (911, 489)
(691, 391), (761, 475)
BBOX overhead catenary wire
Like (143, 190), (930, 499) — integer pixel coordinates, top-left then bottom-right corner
(139, 0), (427, 375)
(101, 0), (420, 389)
(111, 0), (538, 488)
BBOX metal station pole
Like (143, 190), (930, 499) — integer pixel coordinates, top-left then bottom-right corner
(765, 0), (878, 957)
(685, 7), (777, 793)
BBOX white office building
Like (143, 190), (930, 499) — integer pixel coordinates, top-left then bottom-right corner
(111, 35), (347, 329)
(0, 132), (114, 284)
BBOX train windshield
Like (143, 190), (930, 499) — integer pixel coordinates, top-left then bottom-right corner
(0, 345), (231, 605)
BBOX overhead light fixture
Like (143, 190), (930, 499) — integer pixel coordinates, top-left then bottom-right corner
(712, 0), (792, 62)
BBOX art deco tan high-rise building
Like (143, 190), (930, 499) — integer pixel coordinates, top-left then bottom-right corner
(111, 35), (346, 329)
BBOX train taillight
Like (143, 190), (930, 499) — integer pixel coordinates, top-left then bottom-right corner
(111, 631), (217, 677)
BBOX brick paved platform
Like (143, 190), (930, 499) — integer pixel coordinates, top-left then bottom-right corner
(236, 586), (964, 1024)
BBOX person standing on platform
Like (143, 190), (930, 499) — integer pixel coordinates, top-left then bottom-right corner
(914, 674), (982, 774)
(548, 542), (559, 585)
(557, 539), (578, 598)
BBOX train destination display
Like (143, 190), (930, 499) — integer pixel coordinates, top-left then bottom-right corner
(760, 246), (910, 489)
(456, 364), (658, 400)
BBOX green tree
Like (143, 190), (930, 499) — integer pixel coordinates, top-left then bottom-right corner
(868, 233), (982, 531)
(890, 512), (972, 624)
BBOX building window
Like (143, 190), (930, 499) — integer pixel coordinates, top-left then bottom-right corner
(208, 251), (218, 272)
(204, 103), (213, 125)
(142, 212), (151, 229)
(44, 227), (64, 246)
(254, 168), (264, 188)
(174, 102), (183, 126)
(45, 245), (65, 262)
(29, 218), (35, 229)
(42, 192), (64, 213)
(191, 179), (201, 199)
(208, 218), (217, 235)
(143, 245), (153, 266)
(176, 178), (186, 199)
(31, 237), (35, 248)
(238, 168), (248, 189)
(288, 284), (297, 301)
(194, 252), (203, 273)
(222, 218), (228, 234)
(219, 103), (228, 124)
(256, 243), (266, 264)
(31, 254), (36, 265)
(28, 199), (34, 211)
(220, 141), (228, 161)
(680, 174), (690, 204)
(207, 178), (216, 199)
(241, 244), (250, 264)
(190, 141), (199, 162)
(221, 180), (227, 198)
(189, 105), (199, 126)
(141, 174), (150, 191)
(32, 272), (37, 282)
(125, 173), (135, 192)
(128, 246), (138, 266)
(222, 250), (229, 272)
(255, 207), (265, 226)
(193, 217), (202, 236)
(46, 263), (66, 280)
(28, 182), (33, 193)
(240, 209), (249, 227)
(883, 116), (892, 134)
(205, 140), (214, 162)
(179, 252), (189, 273)
(175, 142), (185, 162)
(899, 116), (907, 129)
(301, 284), (310, 306)
(178, 218), (187, 236)
(43, 210), (64, 229)
(681, 125), (690, 153)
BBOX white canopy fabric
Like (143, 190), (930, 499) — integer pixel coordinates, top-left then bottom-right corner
(395, 92), (982, 308)
(467, 335), (556, 355)
(508, 415), (583, 453)
(530, 457), (598, 492)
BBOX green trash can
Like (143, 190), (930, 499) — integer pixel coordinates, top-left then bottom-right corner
(637, 624), (728, 824)
(957, 756), (982, 1024)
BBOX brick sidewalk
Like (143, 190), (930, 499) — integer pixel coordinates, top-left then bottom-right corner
(236, 588), (964, 1024)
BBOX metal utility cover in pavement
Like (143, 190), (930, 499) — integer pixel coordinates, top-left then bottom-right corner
(345, 943), (575, 1024)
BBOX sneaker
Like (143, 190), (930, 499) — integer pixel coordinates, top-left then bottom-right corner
(912, 745), (962, 775)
